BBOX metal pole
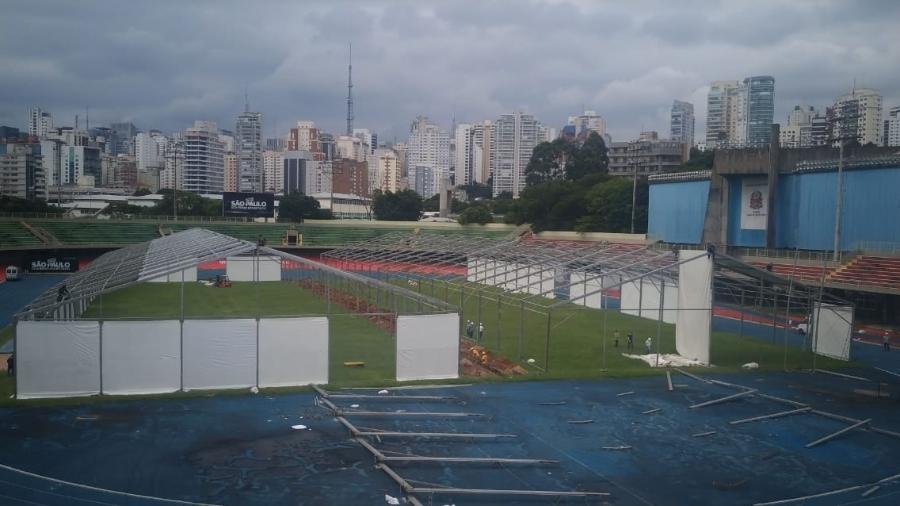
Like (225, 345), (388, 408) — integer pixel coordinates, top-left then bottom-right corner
(496, 293), (501, 351)
(630, 142), (638, 234)
(739, 289), (745, 339)
(656, 279), (664, 368)
(833, 141), (844, 262)
(602, 288), (608, 370)
(771, 292), (778, 344)
(783, 249), (798, 371)
(544, 310), (552, 371)
(518, 300), (525, 361)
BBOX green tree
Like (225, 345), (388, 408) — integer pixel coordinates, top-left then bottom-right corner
(457, 182), (492, 200)
(506, 180), (589, 232)
(372, 189), (423, 221)
(673, 147), (714, 172)
(278, 192), (322, 222)
(576, 176), (649, 233)
(148, 190), (220, 217)
(525, 138), (572, 186)
(0, 196), (62, 214)
(133, 188), (152, 196)
(457, 204), (493, 225)
(566, 131), (609, 180)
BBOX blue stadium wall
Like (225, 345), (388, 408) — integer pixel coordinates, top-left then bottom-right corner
(774, 166), (900, 251)
(647, 180), (710, 244)
(649, 165), (900, 250)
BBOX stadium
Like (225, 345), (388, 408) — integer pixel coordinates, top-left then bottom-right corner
(1, 150), (900, 505)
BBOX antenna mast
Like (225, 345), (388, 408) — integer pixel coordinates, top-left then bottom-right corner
(346, 43), (354, 136)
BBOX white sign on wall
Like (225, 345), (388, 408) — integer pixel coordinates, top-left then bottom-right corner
(740, 177), (768, 230)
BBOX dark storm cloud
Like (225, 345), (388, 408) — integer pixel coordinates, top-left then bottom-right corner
(1, 0), (897, 142)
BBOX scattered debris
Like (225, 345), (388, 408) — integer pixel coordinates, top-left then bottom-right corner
(377, 389), (390, 395)
(527, 358), (536, 364)
(617, 391), (635, 397)
(291, 424), (308, 430)
(622, 353), (707, 368)
(384, 493), (400, 505)
(602, 445), (632, 451)
(343, 361), (366, 367)
(742, 362), (760, 370)
(460, 341), (527, 377)
(537, 401), (567, 406)
(567, 419), (595, 424)
(642, 408), (661, 415)
(249, 386), (259, 394)
(350, 404), (360, 408)
(692, 431), (717, 438)
(75, 416), (98, 421)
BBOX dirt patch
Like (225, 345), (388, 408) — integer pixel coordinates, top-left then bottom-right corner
(296, 279), (395, 333)
(460, 339), (527, 378)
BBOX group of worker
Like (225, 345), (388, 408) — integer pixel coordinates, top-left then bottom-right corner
(613, 329), (653, 354)
(464, 320), (485, 341)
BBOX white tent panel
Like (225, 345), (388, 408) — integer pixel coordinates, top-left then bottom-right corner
(541, 269), (555, 295)
(486, 260), (497, 286)
(663, 282), (679, 324)
(148, 267), (198, 283)
(16, 321), (100, 399)
(635, 280), (678, 323)
(101, 320), (181, 395)
(513, 264), (528, 292)
(396, 313), (460, 381)
(570, 272), (585, 305)
(584, 275), (604, 309)
(466, 257), (478, 282)
(493, 260), (507, 288)
(812, 304), (853, 361)
(526, 266), (542, 295)
(227, 256), (282, 282)
(258, 317), (329, 387)
(182, 319), (257, 390)
(621, 281), (641, 317)
(675, 250), (712, 364)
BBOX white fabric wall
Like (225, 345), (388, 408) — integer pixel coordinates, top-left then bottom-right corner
(812, 304), (853, 361)
(182, 319), (257, 390)
(258, 317), (329, 386)
(621, 280), (641, 317)
(526, 266), (541, 295)
(396, 313), (460, 381)
(227, 256), (282, 282)
(466, 257), (478, 282)
(16, 321), (101, 399)
(635, 280), (678, 324)
(584, 275), (604, 309)
(663, 282), (679, 324)
(675, 250), (713, 364)
(493, 260), (507, 288)
(101, 321), (181, 395)
(148, 267), (198, 283)
(541, 268), (555, 295)
(570, 272), (585, 305)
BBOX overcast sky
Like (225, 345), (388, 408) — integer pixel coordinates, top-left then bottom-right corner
(1, 0), (898, 143)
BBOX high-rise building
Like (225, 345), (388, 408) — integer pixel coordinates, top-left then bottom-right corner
(705, 80), (739, 148)
(406, 116), (450, 197)
(743, 76), (775, 147)
(670, 100), (695, 147)
(112, 154), (138, 190)
(39, 139), (64, 188)
(223, 152), (238, 192)
(567, 110), (606, 140)
(492, 112), (542, 197)
(828, 88), (883, 146)
(372, 148), (401, 193)
(319, 133), (335, 161)
(281, 151), (325, 195)
(265, 137), (286, 151)
(353, 128), (377, 155)
(262, 150), (283, 193)
(335, 135), (367, 162)
(289, 121), (322, 158)
(453, 121), (494, 186)
(779, 105), (826, 148)
(332, 158), (368, 197)
(109, 122), (138, 155)
(887, 106), (900, 147)
(607, 133), (687, 176)
(235, 105), (263, 191)
(61, 145), (102, 186)
(453, 123), (472, 186)
(28, 107), (53, 138)
(0, 143), (46, 199)
(705, 77), (775, 148)
(134, 131), (167, 171)
(160, 137), (184, 191)
(182, 121), (224, 194)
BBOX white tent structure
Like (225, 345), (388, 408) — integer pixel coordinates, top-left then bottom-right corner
(13, 228), (459, 399)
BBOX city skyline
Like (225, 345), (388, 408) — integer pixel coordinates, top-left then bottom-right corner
(1, 1), (898, 143)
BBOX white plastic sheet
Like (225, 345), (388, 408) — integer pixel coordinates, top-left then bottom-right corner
(16, 321), (101, 399)
(226, 256), (282, 282)
(182, 319), (257, 390)
(258, 317), (329, 387)
(569, 272), (585, 305)
(466, 257), (478, 282)
(101, 320), (181, 395)
(812, 304), (853, 361)
(396, 313), (460, 381)
(675, 250), (712, 364)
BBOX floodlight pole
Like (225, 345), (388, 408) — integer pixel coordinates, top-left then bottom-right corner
(832, 141), (844, 261)
(656, 279), (664, 368)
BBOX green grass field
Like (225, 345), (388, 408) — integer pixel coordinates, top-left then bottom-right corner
(0, 277), (852, 406)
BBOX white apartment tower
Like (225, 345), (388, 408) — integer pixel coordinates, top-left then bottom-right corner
(492, 112), (542, 197)
(407, 116), (450, 197)
(29, 107), (53, 138)
(887, 106), (900, 147)
(263, 150), (284, 193)
(670, 100), (695, 147)
(829, 88), (883, 146)
(182, 121), (224, 193)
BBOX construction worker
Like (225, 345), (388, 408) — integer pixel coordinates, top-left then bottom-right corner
(478, 322), (485, 341)
(645, 337), (653, 354)
(465, 320), (474, 339)
(613, 330), (620, 348)
(627, 331), (634, 351)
